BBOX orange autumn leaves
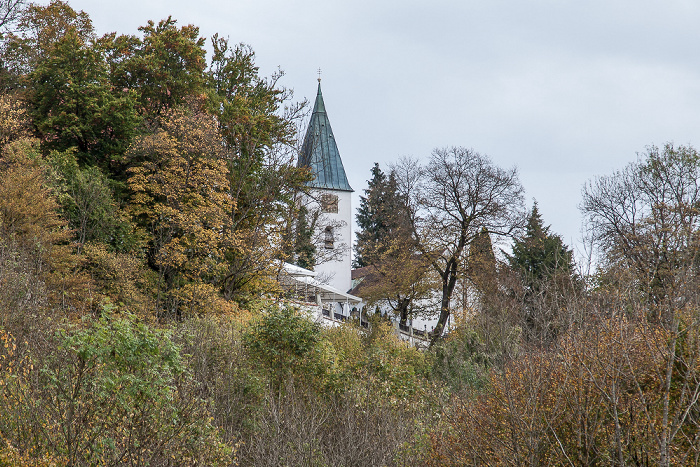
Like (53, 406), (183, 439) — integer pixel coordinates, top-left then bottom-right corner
(431, 315), (700, 466)
(127, 104), (238, 316)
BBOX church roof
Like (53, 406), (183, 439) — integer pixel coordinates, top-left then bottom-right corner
(298, 83), (353, 192)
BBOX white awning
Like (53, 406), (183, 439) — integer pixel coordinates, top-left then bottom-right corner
(280, 261), (318, 277)
(288, 275), (362, 304)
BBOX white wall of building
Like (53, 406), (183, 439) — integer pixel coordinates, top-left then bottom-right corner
(310, 188), (353, 294)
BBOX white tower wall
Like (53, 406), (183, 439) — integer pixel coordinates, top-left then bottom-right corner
(311, 188), (352, 293)
(297, 81), (354, 296)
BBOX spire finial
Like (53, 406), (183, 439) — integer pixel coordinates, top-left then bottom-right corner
(317, 68), (322, 83)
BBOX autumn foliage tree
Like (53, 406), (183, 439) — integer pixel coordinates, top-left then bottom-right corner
(352, 163), (435, 324)
(352, 231), (436, 326)
(1, 0), (94, 87)
(128, 104), (234, 317)
(0, 139), (94, 324)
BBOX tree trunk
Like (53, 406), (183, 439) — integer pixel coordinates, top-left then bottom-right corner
(431, 267), (458, 346)
(397, 298), (410, 326)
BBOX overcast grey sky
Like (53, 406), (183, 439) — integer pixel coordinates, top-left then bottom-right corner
(68, 0), (700, 261)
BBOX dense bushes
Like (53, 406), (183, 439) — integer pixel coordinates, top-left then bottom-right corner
(0, 294), (443, 466)
(428, 309), (700, 466)
(176, 310), (436, 466)
(0, 315), (232, 466)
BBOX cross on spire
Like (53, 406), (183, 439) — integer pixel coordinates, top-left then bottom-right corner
(317, 68), (322, 83)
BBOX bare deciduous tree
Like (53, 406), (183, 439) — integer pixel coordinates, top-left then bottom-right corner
(581, 143), (700, 317)
(0, 0), (24, 33)
(395, 147), (525, 344)
(581, 143), (700, 467)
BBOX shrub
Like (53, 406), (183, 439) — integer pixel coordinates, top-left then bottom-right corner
(243, 305), (323, 384)
(0, 314), (233, 466)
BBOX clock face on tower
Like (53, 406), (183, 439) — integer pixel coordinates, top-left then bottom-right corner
(320, 194), (339, 213)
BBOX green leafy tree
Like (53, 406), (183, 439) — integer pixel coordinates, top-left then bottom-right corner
(207, 37), (310, 298)
(28, 28), (139, 163)
(110, 17), (207, 120)
(1, 1), (138, 163)
(355, 163), (388, 268)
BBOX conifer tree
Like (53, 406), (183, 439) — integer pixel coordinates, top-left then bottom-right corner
(354, 163), (409, 268)
(507, 202), (574, 287)
(293, 204), (316, 270)
(506, 202), (577, 342)
(353, 163), (433, 325)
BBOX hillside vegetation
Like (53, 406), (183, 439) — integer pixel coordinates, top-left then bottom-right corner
(1, 2), (700, 466)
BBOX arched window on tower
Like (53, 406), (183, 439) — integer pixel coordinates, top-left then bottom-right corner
(324, 226), (334, 249)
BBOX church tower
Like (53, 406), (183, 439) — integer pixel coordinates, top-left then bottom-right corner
(298, 80), (353, 293)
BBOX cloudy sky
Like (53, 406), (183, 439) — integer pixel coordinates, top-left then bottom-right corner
(68, 0), (700, 261)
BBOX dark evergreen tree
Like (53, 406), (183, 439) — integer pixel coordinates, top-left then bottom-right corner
(354, 163), (409, 268)
(353, 163), (430, 325)
(507, 202), (575, 285)
(505, 201), (577, 343)
(355, 163), (386, 267)
(293, 205), (316, 270)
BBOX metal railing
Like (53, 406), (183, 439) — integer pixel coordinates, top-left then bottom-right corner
(397, 323), (429, 343)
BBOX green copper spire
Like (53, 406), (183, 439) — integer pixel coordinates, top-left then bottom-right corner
(298, 82), (353, 192)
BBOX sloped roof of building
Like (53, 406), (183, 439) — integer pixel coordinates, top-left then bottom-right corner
(298, 83), (353, 192)
(280, 261), (318, 277)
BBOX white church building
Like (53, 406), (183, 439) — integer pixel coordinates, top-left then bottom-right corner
(279, 80), (430, 344)
(278, 80), (363, 324)
(297, 80), (354, 294)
